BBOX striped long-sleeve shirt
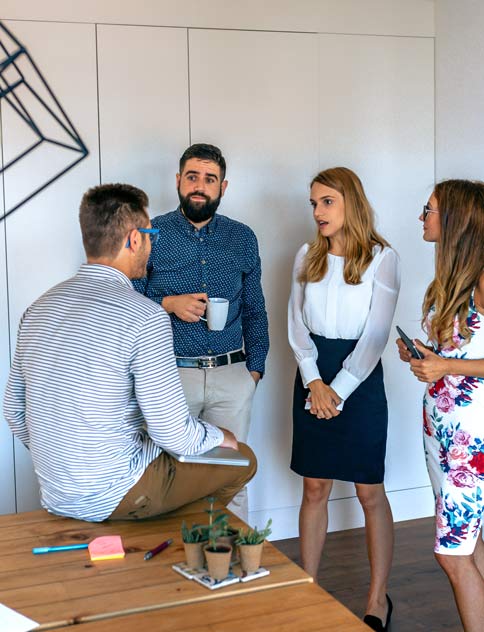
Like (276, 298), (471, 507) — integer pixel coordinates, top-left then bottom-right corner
(3, 264), (223, 521)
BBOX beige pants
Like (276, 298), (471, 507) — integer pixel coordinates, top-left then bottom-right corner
(109, 442), (256, 520)
(178, 361), (257, 522)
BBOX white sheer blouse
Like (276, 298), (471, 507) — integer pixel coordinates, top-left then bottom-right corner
(288, 244), (401, 401)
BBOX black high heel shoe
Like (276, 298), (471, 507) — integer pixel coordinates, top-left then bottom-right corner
(363, 594), (393, 631)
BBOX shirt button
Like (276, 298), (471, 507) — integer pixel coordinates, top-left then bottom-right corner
(208, 349), (213, 354)
(202, 283), (207, 288)
(200, 237), (204, 242)
(201, 259), (206, 264)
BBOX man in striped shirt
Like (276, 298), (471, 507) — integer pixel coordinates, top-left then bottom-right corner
(3, 184), (256, 522)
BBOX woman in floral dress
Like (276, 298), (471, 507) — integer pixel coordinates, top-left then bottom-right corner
(397, 179), (484, 632)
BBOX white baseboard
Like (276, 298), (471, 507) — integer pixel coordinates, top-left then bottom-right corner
(249, 485), (435, 541)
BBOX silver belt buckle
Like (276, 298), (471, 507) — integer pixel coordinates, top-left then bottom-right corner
(198, 356), (217, 369)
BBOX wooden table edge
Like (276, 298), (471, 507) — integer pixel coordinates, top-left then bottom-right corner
(35, 576), (313, 630)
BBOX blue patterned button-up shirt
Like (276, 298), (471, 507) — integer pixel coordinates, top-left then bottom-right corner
(133, 208), (269, 374)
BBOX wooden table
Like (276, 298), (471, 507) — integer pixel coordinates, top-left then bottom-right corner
(0, 507), (312, 630)
(52, 583), (370, 631)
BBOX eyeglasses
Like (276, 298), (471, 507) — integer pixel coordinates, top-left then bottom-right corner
(125, 227), (160, 249)
(138, 227), (160, 245)
(422, 204), (439, 221)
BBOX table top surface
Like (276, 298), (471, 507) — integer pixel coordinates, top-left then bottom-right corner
(0, 507), (312, 630)
(52, 583), (370, 632)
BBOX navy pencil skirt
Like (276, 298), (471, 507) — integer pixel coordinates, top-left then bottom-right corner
(290, 334), (388, 484)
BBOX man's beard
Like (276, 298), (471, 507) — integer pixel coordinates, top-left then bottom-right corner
(178, 188), (222, 223)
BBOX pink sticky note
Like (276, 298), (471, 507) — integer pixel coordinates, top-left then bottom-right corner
(88, 535), (125, 561)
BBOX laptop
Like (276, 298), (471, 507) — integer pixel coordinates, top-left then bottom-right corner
(164, 446), (249, 466)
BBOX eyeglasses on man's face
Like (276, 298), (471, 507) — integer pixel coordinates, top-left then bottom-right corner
(137, 227), (160, 245)
(422, 204), (439, 221)
(125, 227), (160, 249)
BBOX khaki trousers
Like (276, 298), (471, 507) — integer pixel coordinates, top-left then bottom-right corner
(178, 361), (257, 521)
(109, 442), (256, 520)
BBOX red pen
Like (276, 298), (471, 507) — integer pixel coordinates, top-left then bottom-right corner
(144, 538), (173, 561)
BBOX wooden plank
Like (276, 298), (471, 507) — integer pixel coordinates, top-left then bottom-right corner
(51, 584), (369, 632)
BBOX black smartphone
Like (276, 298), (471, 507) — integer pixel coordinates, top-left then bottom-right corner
(396, 325), (424, 359)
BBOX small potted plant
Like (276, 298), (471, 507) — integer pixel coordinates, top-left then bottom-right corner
(236, 518), (272, 573)
(203, 496), (226, 529)
(202, 497), (232, 580)
(181, 521), (208, 570)
(203, 522), (232, 580)
(216, 515), (239, 562)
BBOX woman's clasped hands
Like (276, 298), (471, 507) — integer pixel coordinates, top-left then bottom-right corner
(307, 379), (342, 419)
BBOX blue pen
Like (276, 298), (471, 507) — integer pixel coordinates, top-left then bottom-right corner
(32, 543), (89, 554)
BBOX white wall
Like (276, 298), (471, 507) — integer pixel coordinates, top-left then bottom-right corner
(433, 0), (484, 547)
(0, 157), (16, 514)
(435, 0), (484, 181)
(1, 19), (100, 512)
(1, 1), (436, 538)
(2, 1), (434, 35)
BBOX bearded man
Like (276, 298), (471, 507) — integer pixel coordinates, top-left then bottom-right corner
(134, 144), (269, 521)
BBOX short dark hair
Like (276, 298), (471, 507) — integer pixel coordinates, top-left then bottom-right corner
(79, 183), (149, 258)
(179, 143), (226, 180)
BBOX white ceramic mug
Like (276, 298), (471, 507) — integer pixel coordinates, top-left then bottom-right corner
(200, 297), (229, 331)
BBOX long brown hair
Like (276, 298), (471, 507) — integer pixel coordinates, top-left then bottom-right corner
(299, 167), (389, 284)
(422, 179), (484, 347)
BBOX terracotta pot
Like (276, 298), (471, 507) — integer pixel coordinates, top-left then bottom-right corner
(183, 541), (205, 570)
(238, 542), (264, 573)
(216, 531), (238, 562)
(203, 544), (232, 580)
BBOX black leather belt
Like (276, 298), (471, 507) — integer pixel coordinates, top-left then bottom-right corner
(176, 350), (246, 369)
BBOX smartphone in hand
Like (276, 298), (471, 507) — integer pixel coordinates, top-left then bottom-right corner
(396, 325), (424, 359)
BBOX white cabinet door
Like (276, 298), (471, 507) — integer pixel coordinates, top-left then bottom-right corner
(188, 28), (320, 512)
(316, 34), (435, 500)
(0, 181), (15, 515)
(97, 25), (190, 213)
(2, 20), (100, 513)
(188, 28), (434, 525)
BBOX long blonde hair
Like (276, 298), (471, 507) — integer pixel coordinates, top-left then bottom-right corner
(299, 167), (389, 284)
(422, 179), (484, 347)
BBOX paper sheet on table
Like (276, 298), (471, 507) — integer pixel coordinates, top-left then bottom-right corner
(0, 603), (39, 632)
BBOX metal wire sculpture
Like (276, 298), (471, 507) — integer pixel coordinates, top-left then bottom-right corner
(0, 20), (89, 220)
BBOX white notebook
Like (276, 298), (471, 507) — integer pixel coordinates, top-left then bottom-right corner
(164, 446), (249, 466)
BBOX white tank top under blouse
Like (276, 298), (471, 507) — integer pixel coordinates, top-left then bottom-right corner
(288, 244), (401, 401)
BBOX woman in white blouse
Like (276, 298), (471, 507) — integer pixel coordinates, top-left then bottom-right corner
(288, 167), (400, 631)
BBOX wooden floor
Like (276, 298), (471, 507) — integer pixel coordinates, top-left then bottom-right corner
(274, 517), (463, 631)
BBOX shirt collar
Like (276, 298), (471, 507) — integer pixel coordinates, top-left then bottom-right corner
(174, 206), (219, 236)
(78, 264), (133, 289)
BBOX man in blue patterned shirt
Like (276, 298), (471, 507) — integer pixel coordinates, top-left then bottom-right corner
(134, 144), (269, 520)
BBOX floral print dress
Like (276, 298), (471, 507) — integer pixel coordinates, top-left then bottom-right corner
(424, 294), (484, 555)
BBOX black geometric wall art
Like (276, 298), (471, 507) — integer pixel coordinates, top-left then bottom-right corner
(0, 20), (89, 220)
